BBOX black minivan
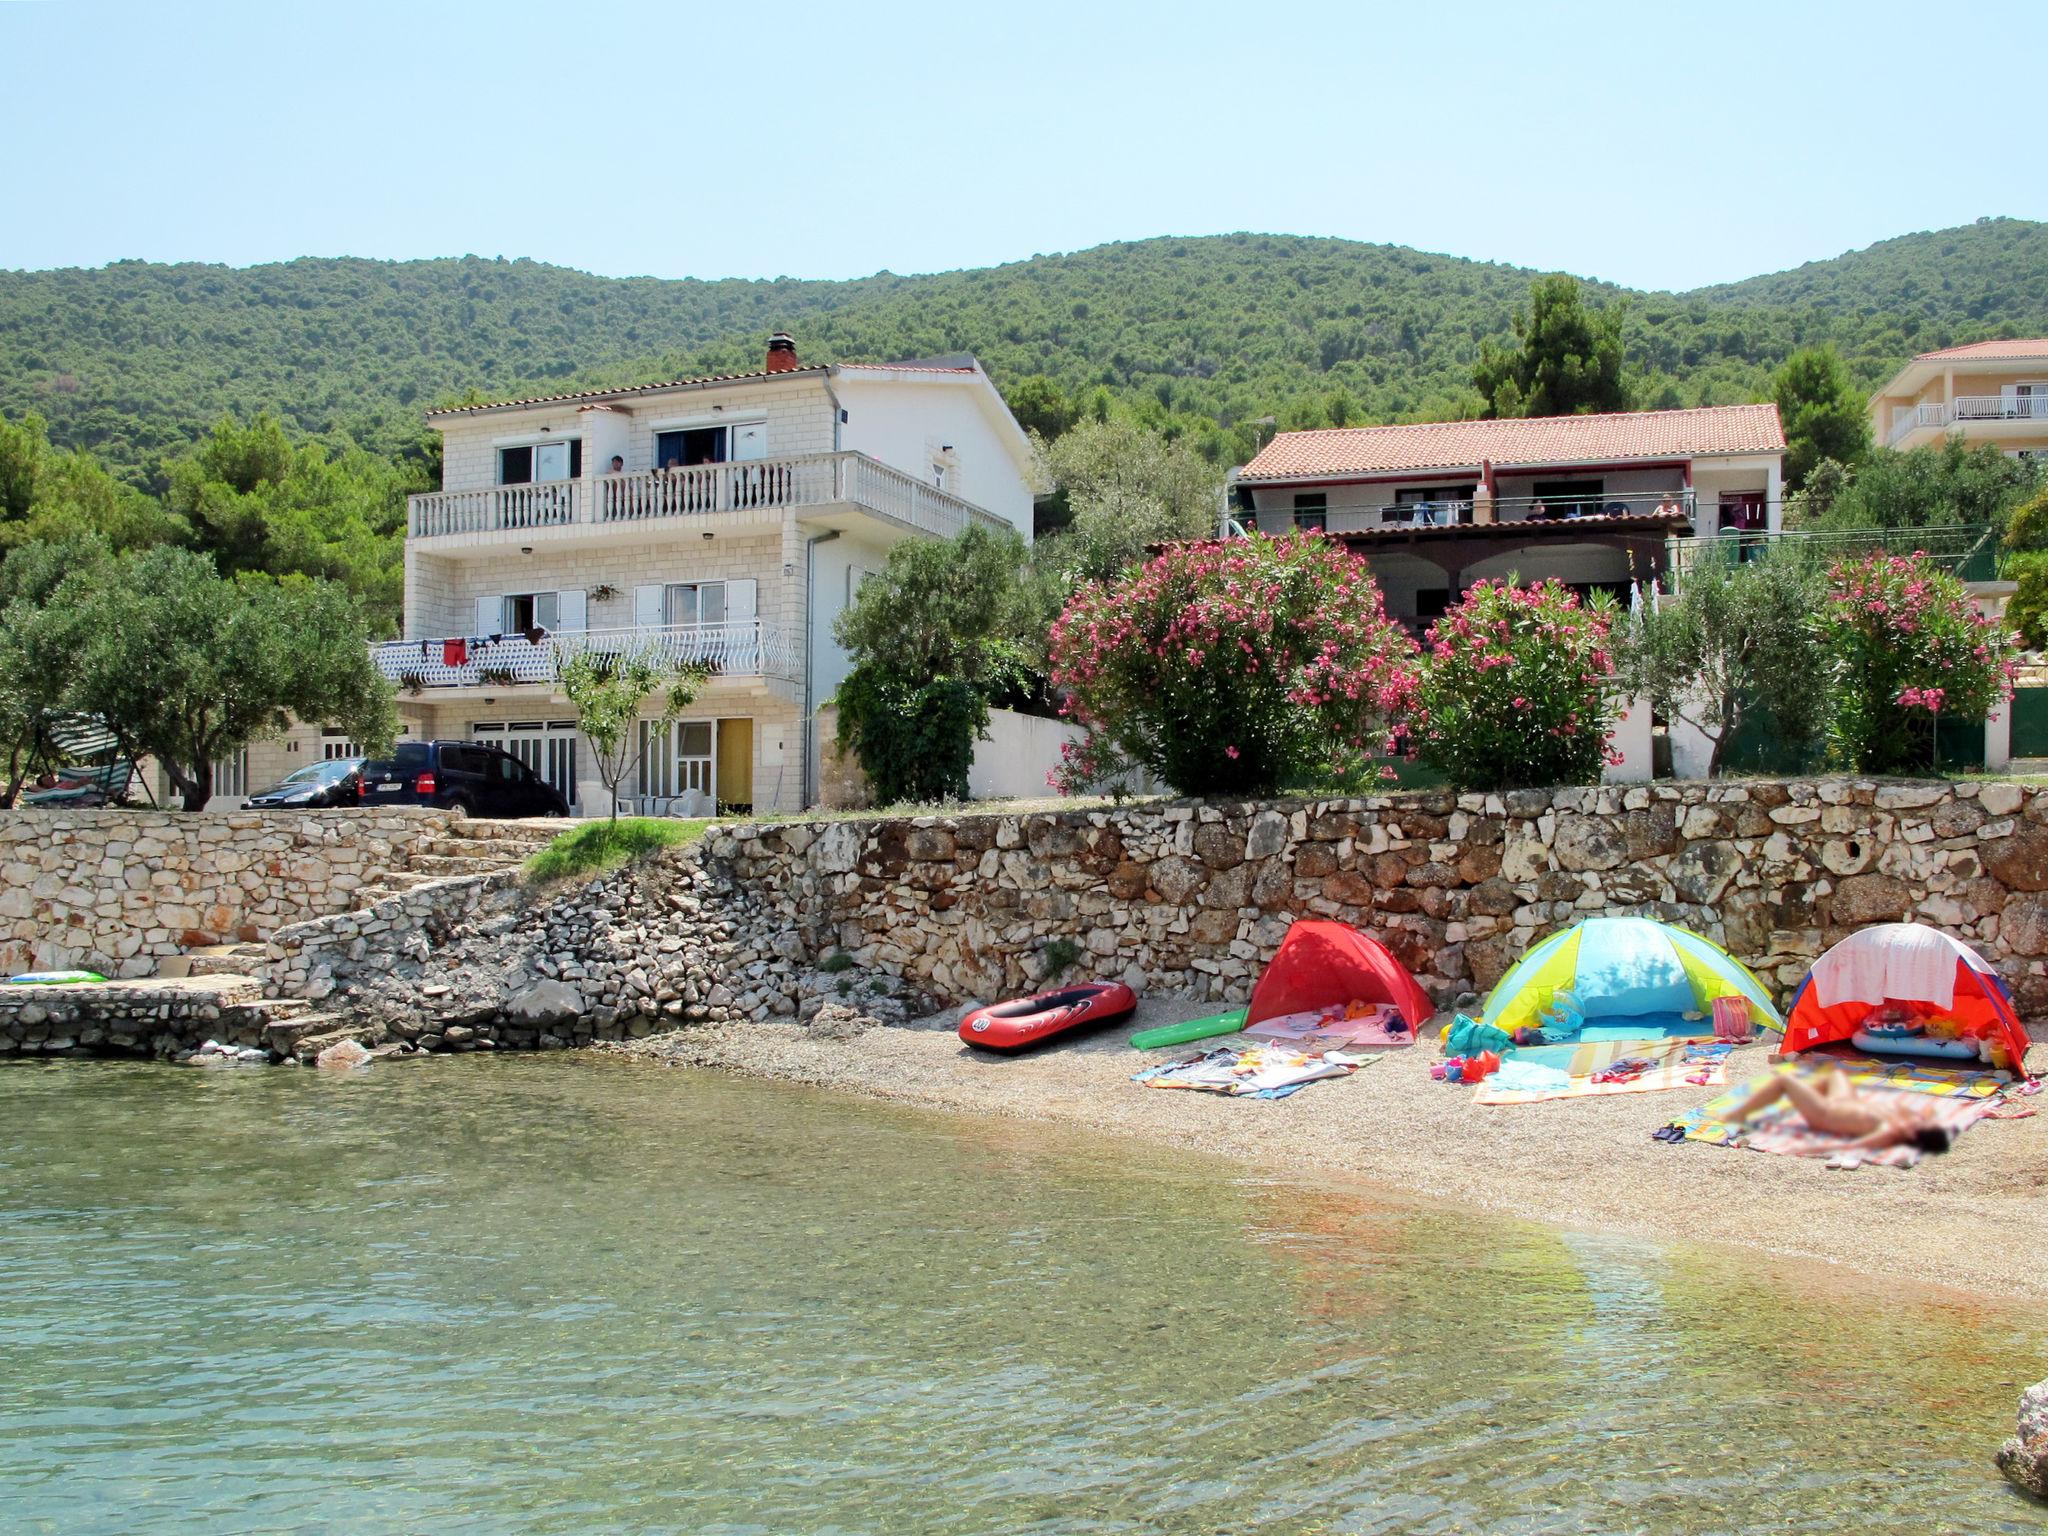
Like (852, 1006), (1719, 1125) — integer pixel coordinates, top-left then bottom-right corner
(359, 740), (570, 819)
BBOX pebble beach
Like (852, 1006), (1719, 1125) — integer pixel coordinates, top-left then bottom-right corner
(620, 996), (2048, 1305)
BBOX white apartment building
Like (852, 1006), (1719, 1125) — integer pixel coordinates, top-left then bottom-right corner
(241, 334), (1033, 817)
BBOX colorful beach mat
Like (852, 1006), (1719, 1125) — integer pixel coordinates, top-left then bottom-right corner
(1131, 1043), (1376, 1100)
(1473, 1038), (1730, 1105)
(1665, 1062), (1998, 1169)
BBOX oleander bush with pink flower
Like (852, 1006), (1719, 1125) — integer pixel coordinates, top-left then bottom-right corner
(1409, 578), (1621, 791)
(1818, 551), (2016, 774)
(1046, 532), (1420, 796)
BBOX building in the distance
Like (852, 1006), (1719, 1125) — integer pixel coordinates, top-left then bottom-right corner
(1870, 339), (2048, 460)
(1231, 404), (1786, 630)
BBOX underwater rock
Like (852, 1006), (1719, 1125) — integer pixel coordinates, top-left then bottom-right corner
(1995, 1379), (2048, 1500)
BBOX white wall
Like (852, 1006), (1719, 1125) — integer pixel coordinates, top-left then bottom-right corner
(834, 374), (1035, 536)
(808, 530), (899, 708)
(1603, 695), (1653, 784)
(969, 709), (1084, 800)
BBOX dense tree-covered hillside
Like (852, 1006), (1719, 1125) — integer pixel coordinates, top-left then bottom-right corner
(3, 218), (2044, 482)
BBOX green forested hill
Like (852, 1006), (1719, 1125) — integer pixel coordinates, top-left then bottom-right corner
(3, 217), (2044, 482)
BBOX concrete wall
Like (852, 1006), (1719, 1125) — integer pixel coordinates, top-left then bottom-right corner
(708, 777), (2048, 1012)
(835, 374), (1036, 536)
(0, 808), (452, 977)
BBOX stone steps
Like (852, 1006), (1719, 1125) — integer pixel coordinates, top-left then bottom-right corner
(263, 1011), (350, 1053)
(219, 996), (313, 1032)
(406, 853), (516, 879)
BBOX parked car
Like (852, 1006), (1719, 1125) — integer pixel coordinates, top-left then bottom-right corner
(244, 757), (366, 809)
(358, 740), (570, 819)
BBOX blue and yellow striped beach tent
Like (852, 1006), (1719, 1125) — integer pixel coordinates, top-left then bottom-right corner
(1481, 916), (1783, 1040)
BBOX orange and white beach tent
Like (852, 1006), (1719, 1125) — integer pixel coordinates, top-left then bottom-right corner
(1783, 923), (2030, 1076)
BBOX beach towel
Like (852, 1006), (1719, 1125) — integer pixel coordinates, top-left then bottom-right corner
(1809, 922), (1959, 1011)
(1666, 1063), (1996, 1169)
(1785, 1048), (2012, 1099)
(1472, 1038), (1730, 1105)
(1131, 1043), (1372, 1099)
(1244, 1005), (1415, 1050)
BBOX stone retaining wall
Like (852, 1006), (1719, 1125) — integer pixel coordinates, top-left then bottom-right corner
(0, 975), (266, 1058)
(0, 808), (453, 979)
(708, 777), (2048, 1012)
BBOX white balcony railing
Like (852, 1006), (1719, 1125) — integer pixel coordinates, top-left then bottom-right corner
(1954, 394), (2048, 423)
(372, 621), (803, 691)
(1889, 396), (2048, 446)
(408, 451), (1007, 541)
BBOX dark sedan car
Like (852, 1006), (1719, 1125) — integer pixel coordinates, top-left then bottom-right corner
(244, 757), (366, 808)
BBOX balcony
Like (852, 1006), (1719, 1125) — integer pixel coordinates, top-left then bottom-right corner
(1350, 489), (1697, 529)
(372, 621), (803, 692)
(407, 450), (1008, 542)
(1888, 396), (2048, 447)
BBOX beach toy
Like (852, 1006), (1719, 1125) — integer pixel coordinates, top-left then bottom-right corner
(960, 981), (1138, 1053)
(1129, 1008), (1247, 1051)
(1711, 995), (1753, 1042)
(5, 970), (107, 986)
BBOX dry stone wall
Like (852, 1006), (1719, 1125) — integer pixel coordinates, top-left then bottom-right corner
(709, 778), (2048, 1014)
(0, 808), (453, 978)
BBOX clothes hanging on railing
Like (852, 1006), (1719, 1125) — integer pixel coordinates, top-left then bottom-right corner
(443, 638), (468, 667)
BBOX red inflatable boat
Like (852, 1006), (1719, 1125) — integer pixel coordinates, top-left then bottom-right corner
(959, 981), (1139, 1052)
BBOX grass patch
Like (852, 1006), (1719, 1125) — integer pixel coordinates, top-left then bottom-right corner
(523, 817), (712, 887)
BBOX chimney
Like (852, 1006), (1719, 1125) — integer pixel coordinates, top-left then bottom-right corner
(765, 331), (799, 373)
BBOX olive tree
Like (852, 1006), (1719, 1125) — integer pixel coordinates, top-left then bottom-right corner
(555, 642), (708, 820)
(1619, 551), (1828, 777)
(51, 544), (396, 811)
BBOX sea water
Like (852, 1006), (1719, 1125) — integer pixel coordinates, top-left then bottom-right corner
(0, 1054), (2036, 1534)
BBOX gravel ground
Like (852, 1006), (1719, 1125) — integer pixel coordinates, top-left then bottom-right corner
(620, 995), (2048, 1304)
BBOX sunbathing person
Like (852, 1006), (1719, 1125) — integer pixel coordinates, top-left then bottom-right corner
(1726, 1064), (1957, 1154)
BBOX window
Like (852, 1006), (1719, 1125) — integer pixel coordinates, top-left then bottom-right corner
(932, 460), (949, 490)
(637, 719), (716, 803)
(1392, 485), (1476, 526)
(1291, 493), (1327, 533)
(1532, 479), (1605, 519)
(654, 421), (767, 469)
(499, 439), (581, 484)
(665, 581), (727, 627)
(501, 591), (561, 633)
(1414, 588), (1451, 620)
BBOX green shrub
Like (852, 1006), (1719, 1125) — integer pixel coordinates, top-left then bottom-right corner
(835, 666), (984, 804)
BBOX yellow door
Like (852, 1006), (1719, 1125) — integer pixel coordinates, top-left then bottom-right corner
(715, 719), (753, 813)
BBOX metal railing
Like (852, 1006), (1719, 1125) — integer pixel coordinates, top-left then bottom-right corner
(1665, 524), (1996, 581)
(372, 620), (803, 689)
(408, 451), (1008, 540)
(1360, 488), (1697, 528)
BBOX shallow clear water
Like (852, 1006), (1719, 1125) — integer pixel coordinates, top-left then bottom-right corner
(0, 1055), (2037, 1535)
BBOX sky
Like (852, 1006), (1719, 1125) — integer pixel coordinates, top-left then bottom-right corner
(3, 0), (2044, 293)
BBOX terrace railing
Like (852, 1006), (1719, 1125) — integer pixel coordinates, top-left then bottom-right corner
(408, 451), (1008, 540)
(1365, 489), (1697, 528)
(1666, 524), (1998, 583)
(372, 620), (803, 690)
(1888, 396), (2048, 446)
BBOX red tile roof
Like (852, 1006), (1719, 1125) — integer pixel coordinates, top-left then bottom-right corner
(1912, 339), (2048, 362)
(425, 365), (832, 418)
(1240, 404), (1785, 482)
